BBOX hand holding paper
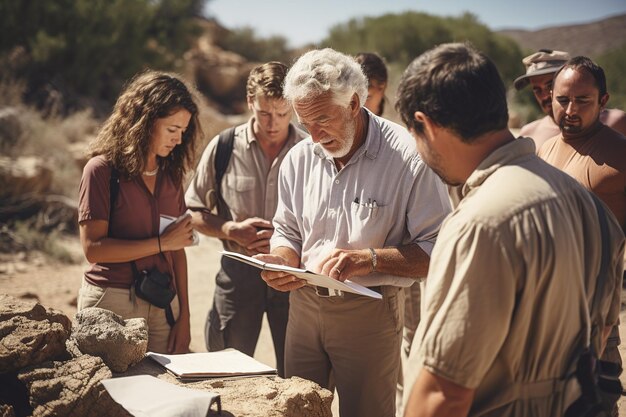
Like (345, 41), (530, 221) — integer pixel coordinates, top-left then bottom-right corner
(159, 213), (198, 249)
(222, 250), (382, 299)
(254, 253), (307, 292)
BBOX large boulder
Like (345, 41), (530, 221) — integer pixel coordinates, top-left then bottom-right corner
(71, 308), (148, 373)
(124, 359), (334, 417)
(0, 156), (52, 200)
(17, 354), (130, 417)
(0, 295), (71, 374)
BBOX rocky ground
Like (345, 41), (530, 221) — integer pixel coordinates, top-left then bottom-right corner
(1, 234), (625, 415)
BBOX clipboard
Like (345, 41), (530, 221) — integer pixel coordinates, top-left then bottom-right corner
(219, 250), (382, 299)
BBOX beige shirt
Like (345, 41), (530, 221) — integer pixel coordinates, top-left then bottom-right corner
(271, 111), (451, 287)
(538, 124), (626, 232)
(403, 138), (625, 416)
(185, 119), (306, 253)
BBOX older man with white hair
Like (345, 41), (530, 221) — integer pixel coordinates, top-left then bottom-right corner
(255, 48), (450, 417)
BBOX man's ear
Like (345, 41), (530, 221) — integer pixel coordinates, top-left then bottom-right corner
(413, 111), (437, 141)
(600, 93), (609, 109)
(349, 93), (361, 116)
(247, 96), (254, 111)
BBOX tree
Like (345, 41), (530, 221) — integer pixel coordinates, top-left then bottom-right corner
(0, 0), (208, 112)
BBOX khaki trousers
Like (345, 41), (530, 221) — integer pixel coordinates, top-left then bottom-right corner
(285, 285), (403, 417)
(77, 278), (179, 353)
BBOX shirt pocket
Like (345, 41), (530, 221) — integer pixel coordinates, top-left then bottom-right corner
(347, 201), (392, 244)
(223, 175), (257, 219)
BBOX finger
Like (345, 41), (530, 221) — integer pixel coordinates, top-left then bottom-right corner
(277, 279), (306, 292)
(250, 218), (273, 228)
(255, 229), (273, 239)
(247, 238), (270, 250)
(272, 277), (306, 292)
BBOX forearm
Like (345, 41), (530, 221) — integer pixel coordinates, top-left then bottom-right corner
(404, 369), (474, 417)
(189, 210), (230, 240)
(83, 236), (161, 263)
(375, 243), (430, 278)
(171, 249), (190, 320)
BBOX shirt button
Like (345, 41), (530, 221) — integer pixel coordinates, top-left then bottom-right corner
(335, 179), (340, 184)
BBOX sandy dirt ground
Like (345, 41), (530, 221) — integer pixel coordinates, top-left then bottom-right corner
(1, 234), (625, 416)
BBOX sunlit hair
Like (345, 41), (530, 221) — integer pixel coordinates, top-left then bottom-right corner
(88, 70), (203, 184)
(553, 56), (608, 100)
(246, 61), (288, 100)
(396, 42), (508, 142)
(355, 52), (388, 115)
(284, 48), (368, 108)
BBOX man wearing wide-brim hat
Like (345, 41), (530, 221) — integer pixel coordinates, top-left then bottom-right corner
(515, 49), (626, 148)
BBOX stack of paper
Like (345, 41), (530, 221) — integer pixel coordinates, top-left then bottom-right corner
(147, 349), (277, 380)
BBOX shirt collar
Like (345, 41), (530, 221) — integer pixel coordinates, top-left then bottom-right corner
(246, 117), (299, 150)
(461, 137), (536, 198)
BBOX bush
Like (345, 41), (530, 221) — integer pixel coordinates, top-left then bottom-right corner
(322, 11), (524, 84)
(0, 0), (208, 113)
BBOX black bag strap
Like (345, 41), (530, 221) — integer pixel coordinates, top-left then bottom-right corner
(215, 126), (236, 200)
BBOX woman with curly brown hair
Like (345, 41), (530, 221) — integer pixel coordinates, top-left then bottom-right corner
(77, 70), (203, 353)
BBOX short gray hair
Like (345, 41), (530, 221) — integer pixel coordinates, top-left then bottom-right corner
(284, 48), (368, 108)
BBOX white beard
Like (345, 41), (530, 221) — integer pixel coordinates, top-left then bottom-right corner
(320, 115), (356, 159)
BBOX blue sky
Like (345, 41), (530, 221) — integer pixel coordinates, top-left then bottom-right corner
(205, 0), (626, 48)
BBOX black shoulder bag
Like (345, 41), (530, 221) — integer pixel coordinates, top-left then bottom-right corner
(565, 194), (624, 417)
(109, 167), (176, 327)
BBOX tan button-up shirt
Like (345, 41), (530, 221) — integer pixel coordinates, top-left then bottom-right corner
(185, 119), (306, 253)
(404, 138), (625, 416)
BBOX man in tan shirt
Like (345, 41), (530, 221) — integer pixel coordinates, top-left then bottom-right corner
(185, 62), (306, 377)
(538, 56), (626, 416)
(396, 43), (624, 417)
(514, 49), (626, 148)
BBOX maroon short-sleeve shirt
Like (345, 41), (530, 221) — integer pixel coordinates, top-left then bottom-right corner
(78, 155), (186, 288)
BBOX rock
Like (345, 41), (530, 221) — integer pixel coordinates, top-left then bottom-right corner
(0, 156), (52, 200)
(71, 308), (148, 373)
(17, 354), (130, 417)
(124, 358), (333, 417)
(0, 295), (71, 374)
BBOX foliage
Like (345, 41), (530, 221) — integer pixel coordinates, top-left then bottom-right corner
(322, 11), (524, 84)
(215, 26), (295, 64)
(0, 0), (207, 112)
(596, 43), (626, 112)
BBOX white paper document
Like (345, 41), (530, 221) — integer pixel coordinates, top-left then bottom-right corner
(219, 250), (383, 299)
(102, 375), (220, 417)
(159, 212), (199, 245)
(147, 348), (277, 379)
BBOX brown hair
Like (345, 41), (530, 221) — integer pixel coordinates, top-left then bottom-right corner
(246, 61), (288, 100)
(355, 52), (388, 114)
(89, 70), (203, 183)
(396, 43), (508, 142)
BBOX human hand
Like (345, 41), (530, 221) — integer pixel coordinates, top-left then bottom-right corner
(160, 213), (194, 251)
(254, 253), (306, 292)
(167, 314), (191, 354)
(317, 248), (373, 281)
(223, 217), (273, 254)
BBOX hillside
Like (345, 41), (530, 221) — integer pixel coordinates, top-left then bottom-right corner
(498, 13), (626, 58)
